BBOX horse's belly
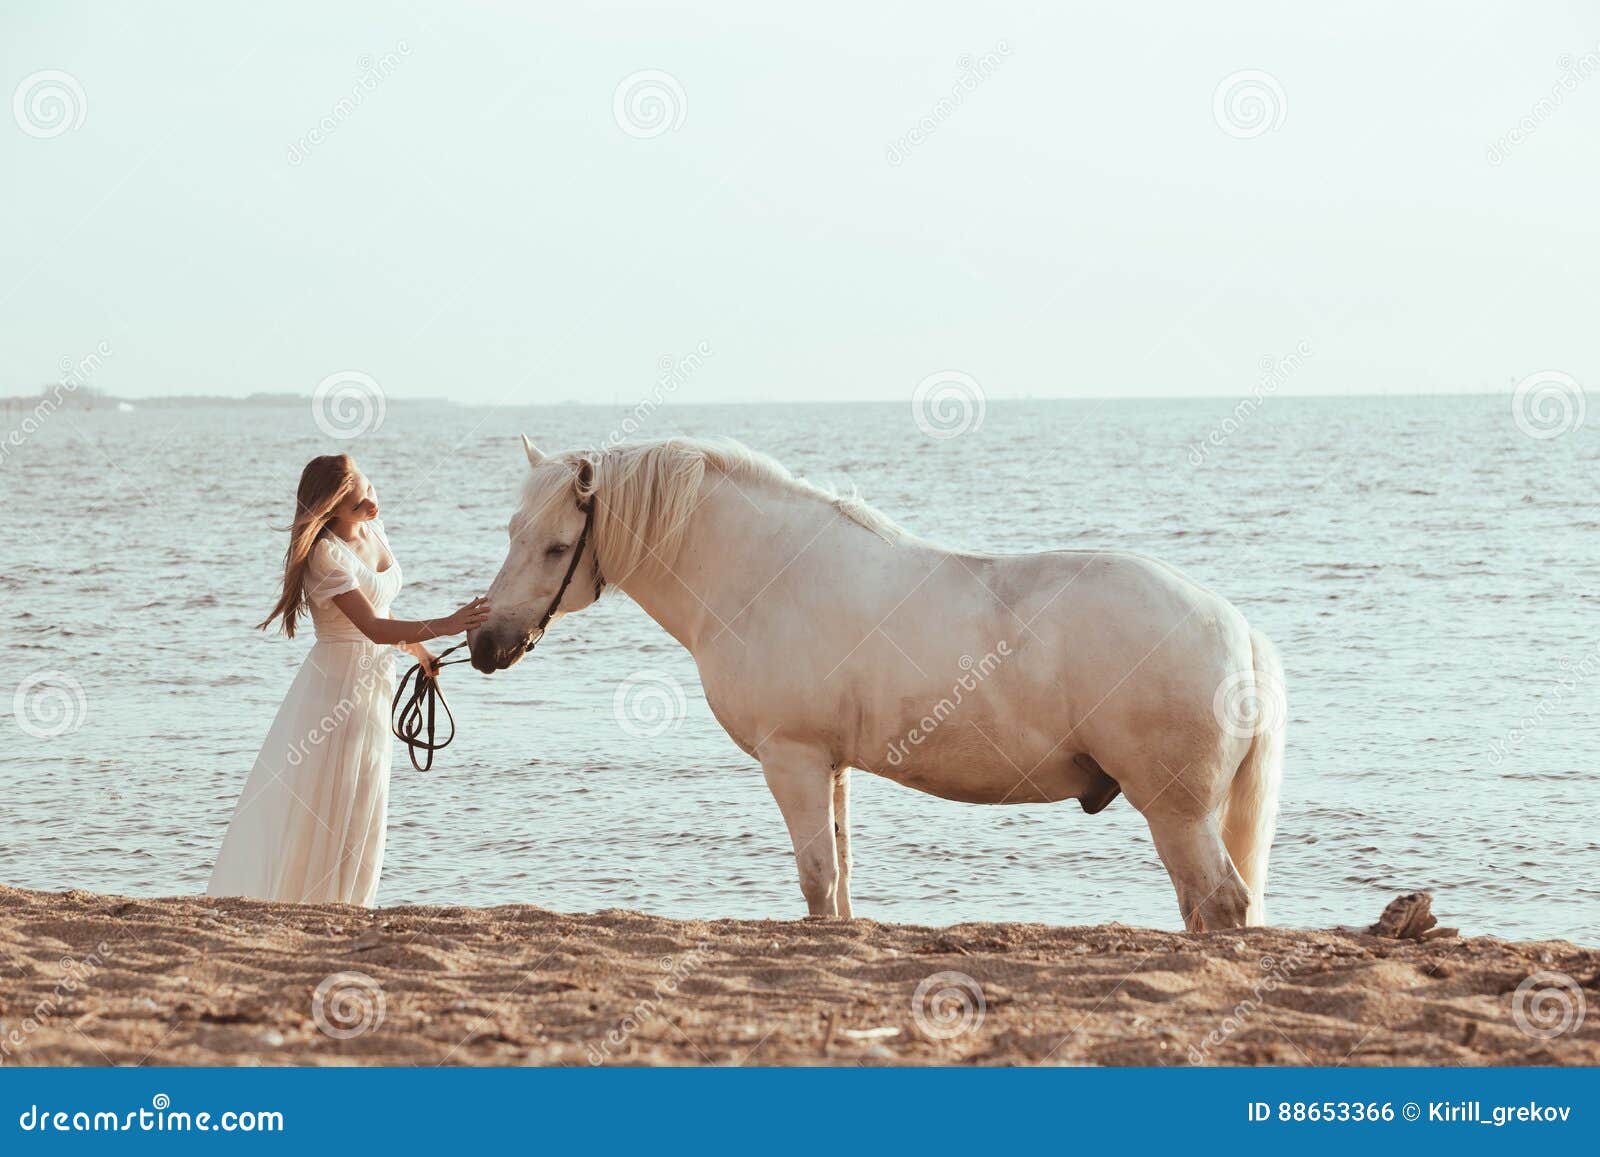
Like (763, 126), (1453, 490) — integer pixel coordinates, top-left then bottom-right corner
(860, 742), (1098, 805)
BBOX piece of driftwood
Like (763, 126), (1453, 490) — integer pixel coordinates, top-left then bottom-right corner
(1370, 891), (1438, 939)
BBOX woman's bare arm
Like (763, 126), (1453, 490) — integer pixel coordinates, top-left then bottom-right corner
(329, 589), (491, 646)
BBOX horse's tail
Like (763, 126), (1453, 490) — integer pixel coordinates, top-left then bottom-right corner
(1219, 627), (1285, 926)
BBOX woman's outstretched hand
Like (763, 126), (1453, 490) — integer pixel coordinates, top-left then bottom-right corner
(442, 596), (492, 636)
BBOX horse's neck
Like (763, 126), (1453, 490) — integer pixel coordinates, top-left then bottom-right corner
(613, 477), (826, 654)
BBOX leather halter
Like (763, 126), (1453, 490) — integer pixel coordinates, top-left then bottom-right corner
(391, 498), (601, 771)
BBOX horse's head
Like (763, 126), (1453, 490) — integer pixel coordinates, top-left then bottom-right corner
(469, 436), (605, 673)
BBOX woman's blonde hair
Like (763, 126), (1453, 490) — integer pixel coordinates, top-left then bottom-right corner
(258, 453), (360, 637)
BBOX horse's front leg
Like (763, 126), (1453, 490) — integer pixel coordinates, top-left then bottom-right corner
(833, 767), (853, 918)
(760, 740), (839, 917)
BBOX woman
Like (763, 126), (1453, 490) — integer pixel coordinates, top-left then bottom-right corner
(207, 453), (490, 906)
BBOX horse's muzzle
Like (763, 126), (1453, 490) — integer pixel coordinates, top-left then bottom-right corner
(468, 629), (521, 674)
(467, 630), (502, 675)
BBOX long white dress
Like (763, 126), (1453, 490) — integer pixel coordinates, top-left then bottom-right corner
(208, 522), (402, 906)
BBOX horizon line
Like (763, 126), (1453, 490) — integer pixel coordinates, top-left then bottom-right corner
(7, 387), (1532, 406)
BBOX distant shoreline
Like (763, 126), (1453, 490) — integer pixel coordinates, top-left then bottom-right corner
(0, 390), (1530, 412)
(0, 392), (456, 411)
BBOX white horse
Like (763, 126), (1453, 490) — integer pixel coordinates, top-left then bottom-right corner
(469, 436), (1285, 930)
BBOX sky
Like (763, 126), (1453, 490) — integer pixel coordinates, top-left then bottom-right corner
(3, 2), (1598, 404)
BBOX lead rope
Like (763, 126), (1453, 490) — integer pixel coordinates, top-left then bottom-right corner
(390, 499), (598, 772)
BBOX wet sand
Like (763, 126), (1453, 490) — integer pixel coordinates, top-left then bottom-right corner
(1, 885), (1595, 1066)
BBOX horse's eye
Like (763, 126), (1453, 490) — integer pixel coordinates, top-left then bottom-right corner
(546, 543), (570, 558)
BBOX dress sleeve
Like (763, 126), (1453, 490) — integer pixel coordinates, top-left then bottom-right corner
(304, 537), (359, 606)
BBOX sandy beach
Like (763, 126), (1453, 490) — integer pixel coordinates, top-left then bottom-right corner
(1, 885), (1595, 1067)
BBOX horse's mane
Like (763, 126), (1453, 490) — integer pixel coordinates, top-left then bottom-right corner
(530, 437), (904, 582)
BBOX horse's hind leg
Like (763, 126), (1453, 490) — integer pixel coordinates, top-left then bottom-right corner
(833, 767), (853, 918)
(1143, 810), (1252, 931)
(1117, 748), (1252, 930)
(760, 741), (840, 917)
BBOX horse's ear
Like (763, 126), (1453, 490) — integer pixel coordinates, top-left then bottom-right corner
(521, 434), (544, 466)
(574, 455), (595, 498)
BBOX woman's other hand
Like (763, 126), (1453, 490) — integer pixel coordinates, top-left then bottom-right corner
(414, 648), (442, 678)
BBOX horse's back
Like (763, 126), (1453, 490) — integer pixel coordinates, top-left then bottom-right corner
(946, 546), (1251, 685)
